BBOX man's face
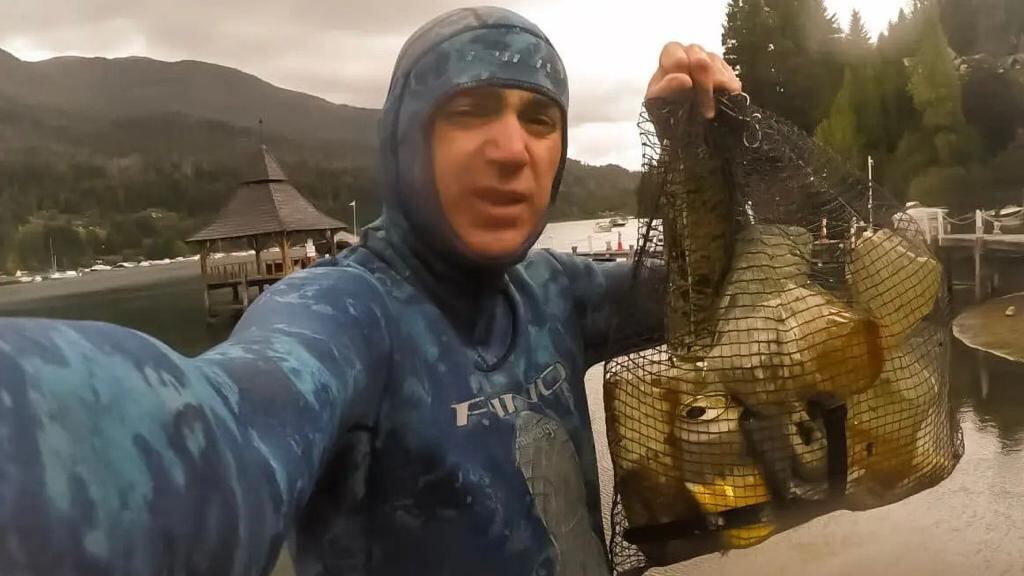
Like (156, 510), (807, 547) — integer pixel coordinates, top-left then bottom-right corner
(431, 87), (563, 261)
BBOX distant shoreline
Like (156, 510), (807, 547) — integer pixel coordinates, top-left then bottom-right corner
(0, 261), (200, 307)
(953, 292), (1024, 364)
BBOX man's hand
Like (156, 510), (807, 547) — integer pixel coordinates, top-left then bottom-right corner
(645, 43), (742, 119)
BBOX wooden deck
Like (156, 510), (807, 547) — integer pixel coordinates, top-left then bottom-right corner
(939, 233), (1024, 252)
(930, 210), (1024, 303)
(202, 248), (318, 318)
(571, 248), (634, 261)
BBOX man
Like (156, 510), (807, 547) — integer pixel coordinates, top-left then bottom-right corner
(0, 6), (739, 575)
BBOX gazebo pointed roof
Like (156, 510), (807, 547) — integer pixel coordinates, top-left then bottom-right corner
(187, 145), (346, 243)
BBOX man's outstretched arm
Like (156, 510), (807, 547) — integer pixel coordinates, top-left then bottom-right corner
(0, 263), (390, 576)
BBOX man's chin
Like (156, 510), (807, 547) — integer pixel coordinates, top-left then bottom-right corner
(460, 229), (535, 263)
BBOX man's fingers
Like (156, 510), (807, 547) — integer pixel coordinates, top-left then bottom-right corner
(711, 54), (743, 94)
(658, 42), (689, 78)
(646, 41), (740, 104)
(647, 73), (694, 100)
(684, 44), (716, 118)
(648, 42), (687, 95)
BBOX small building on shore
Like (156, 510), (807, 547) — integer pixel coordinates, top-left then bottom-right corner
(186, 145), (353, 318)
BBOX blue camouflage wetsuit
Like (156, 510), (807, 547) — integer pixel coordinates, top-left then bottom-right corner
(0, 7), (661, 576)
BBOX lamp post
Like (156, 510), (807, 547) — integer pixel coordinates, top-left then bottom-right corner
(868, 155), (875, 228)
(350, 200), (358, 236)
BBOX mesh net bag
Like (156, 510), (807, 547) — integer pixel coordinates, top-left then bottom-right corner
(603, 93), (964, 573)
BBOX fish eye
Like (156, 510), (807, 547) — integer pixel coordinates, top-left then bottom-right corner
(679, 394), (731, 422)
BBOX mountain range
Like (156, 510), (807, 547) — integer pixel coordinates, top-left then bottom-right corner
(0, 48), (639, 270)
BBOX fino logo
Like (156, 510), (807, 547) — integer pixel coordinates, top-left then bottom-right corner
(451, 362), (568, 427)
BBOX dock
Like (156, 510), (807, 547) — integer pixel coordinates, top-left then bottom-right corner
(200, 247), (320, 317)
(570, 248), (634, 262)
(927, 210), (1024, 303)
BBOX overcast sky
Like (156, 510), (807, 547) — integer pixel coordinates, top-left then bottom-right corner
(2, 1), (908, 170)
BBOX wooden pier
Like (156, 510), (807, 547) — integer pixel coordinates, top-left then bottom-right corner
(199, 246), (324, 318)
(931, 210), (1024, 303)
(570, 248), (634, 262)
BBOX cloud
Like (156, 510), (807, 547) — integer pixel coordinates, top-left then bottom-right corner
(0, 0), (906, 169)
(568, 121), (646, 171)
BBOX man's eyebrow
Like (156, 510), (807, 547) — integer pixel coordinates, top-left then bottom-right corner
(523, 94), (559, 110)
(447, 86), (503, 103)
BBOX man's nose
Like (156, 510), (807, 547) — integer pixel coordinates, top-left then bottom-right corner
(482, 113), (530, 168)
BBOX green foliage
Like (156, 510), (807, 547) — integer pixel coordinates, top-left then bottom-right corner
(847, 10), (873, 50)
(808, 0), (1023, 210)
(939, 0), (1023, 56)
(143, 237), (190, 261)
(11, 219), (89, 272)
(987, 133), (1024, 203)
(907, 164), (989, 211)
(550, 160), (639, 222)
(893, 8), (982, 204)
(962, 59), (1024, 155)
(908, 165), (969, 207)
(816, 68), (865, 164)
(908, 12), (968, 130)
(723, 0), (846, 133)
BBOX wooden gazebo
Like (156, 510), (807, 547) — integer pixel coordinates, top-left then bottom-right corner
(187, 145), (351, 317)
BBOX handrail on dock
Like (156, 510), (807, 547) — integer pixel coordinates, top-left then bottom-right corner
(931, 209), (1024, 303)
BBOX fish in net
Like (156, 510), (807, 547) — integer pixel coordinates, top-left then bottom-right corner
(603, 92), (964, 573)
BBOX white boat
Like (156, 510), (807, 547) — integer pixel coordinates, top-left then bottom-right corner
(609, 216), (629, 227)
(47, 270), (80, 279)
(112, 262), (137, 269)
(986, 205), (1024, 234)
(88, 264), (112, 272)
(594, 221), (614, 232)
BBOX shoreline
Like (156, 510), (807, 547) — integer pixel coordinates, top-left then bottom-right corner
(953, 292), (1024, 364)
(6, 245), (1023, 368)
(0, 261), (201, 307)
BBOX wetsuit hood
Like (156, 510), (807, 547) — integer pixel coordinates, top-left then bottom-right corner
(363, 6), (569, 281)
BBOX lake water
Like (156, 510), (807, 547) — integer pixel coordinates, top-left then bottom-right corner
(2, 218), (1024, 575)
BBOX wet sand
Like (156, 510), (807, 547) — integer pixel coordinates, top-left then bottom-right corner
(954, 292), (1024, 363)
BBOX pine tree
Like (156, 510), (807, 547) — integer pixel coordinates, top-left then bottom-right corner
(897, 8), (981, 205)
(723, 0), (781, 112)
(975, 0), (1013, 56)
(848, 9), (872, 47)
(816, 68), (865, 163)
(939, 0), (979, 55)
(908, 11), (968, 134)
(842, 9), (874, 64)
(722, 0), (845, 132)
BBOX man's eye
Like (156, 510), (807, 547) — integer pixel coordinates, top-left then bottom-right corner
(525, 113), (558, 130)
(445, 103), (488, 119)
